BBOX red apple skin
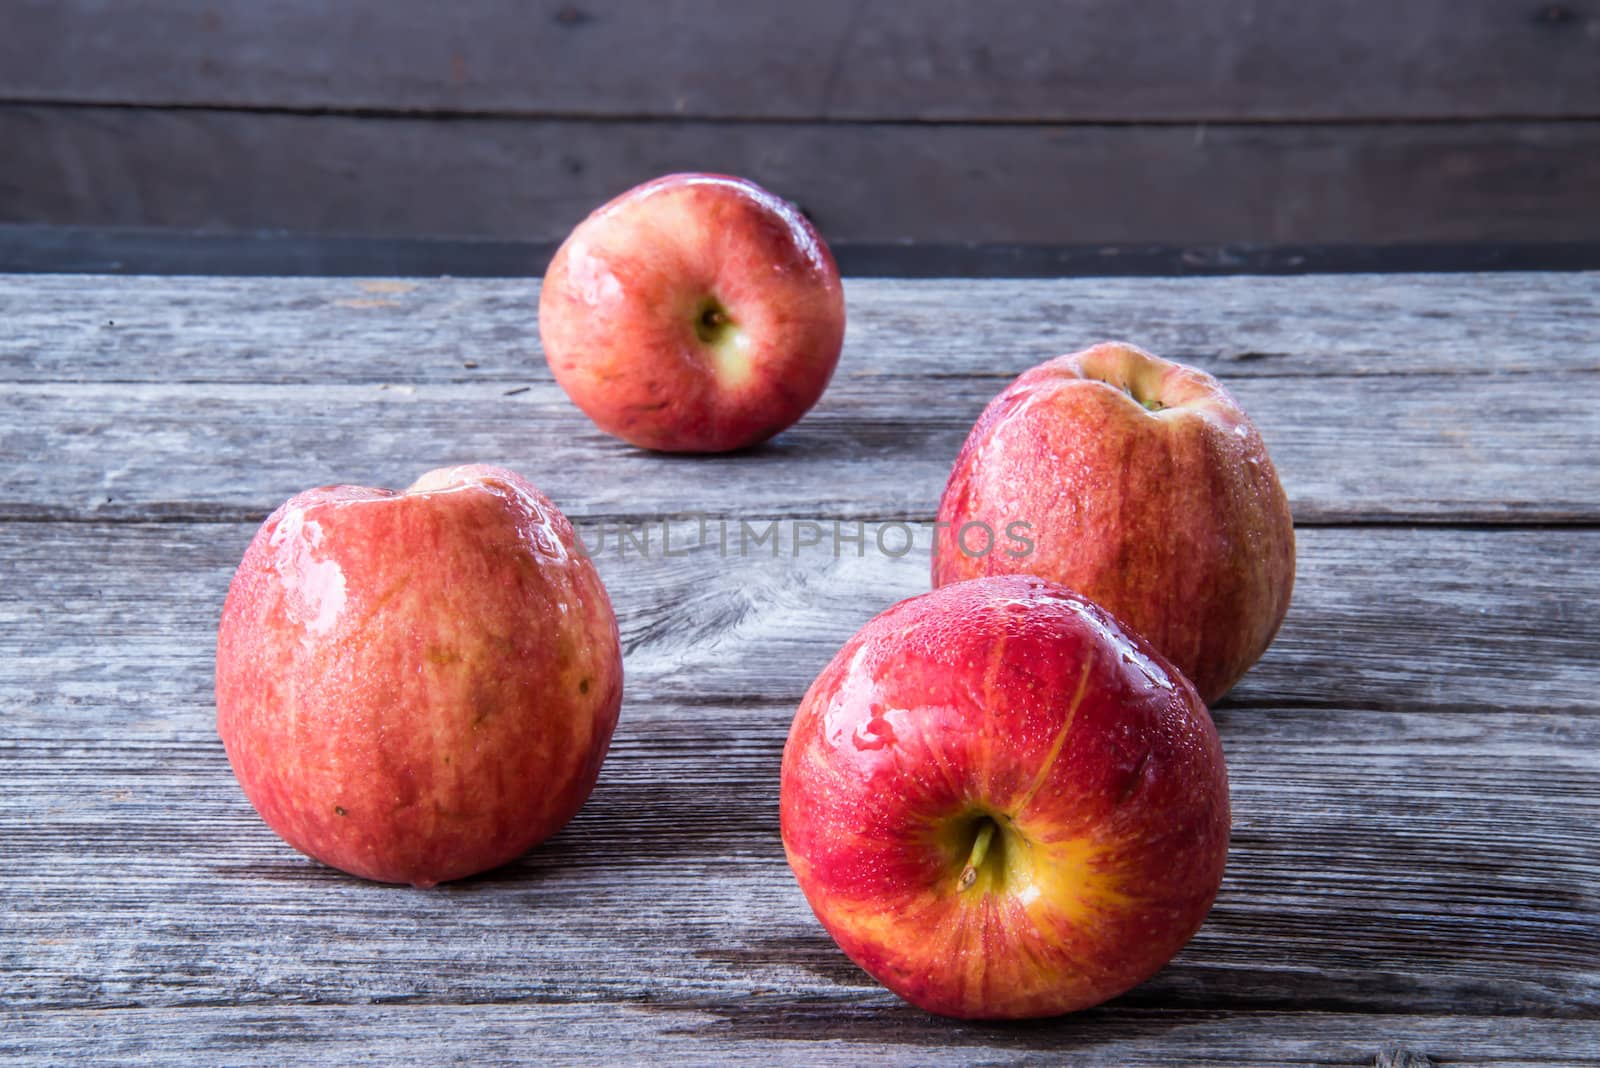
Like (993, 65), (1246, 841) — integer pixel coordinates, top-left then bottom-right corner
(539, 172), (846, 453)
(215, 465), (623, 888)
(781, 575), (1229, 1020)
(933, 342), (1294, 704)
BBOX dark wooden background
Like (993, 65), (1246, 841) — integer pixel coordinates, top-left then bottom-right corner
(3, 0), (1599, 248)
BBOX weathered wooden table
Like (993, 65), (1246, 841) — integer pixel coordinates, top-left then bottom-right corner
(3, 271), (1596, 1065)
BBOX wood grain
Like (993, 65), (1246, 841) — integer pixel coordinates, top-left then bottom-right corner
(3, 1006), (1593, 1066)
(2, 275), (1596, 525)
(7, 274), (1597, 386)
(3, 374), (1595, 525)
(2, 272), (1597, 1064)
(3, 0), (1596, 122)
(4, 520), (1597, 1024)
(5, 521), (1596, 725)
(2, 525), (1597, 1025)
(6, 107), (1599, 244)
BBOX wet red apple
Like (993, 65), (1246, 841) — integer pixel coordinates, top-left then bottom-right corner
(539, 172), (846, 452)
(215, 464), (623, 887)
(781, 575), (1230, 1019)
(934, 341), (1295, 703)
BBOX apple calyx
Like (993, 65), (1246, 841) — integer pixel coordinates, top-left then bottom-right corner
(691, 296), (756, 386)
(694, 298), (735, 346)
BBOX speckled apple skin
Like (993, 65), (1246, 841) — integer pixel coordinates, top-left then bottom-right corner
(215, 465), (623, 887)
(781, 576), (1229, 1019)
(933, 342), (1295, 704)
(539, 173), (845, 453)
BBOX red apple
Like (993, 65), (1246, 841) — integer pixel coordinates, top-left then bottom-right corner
(933, 341), (1294, 704)
(539, 172), (846, 452)
(215, 464), (623, 887)
(781, 575), (1229, 1019)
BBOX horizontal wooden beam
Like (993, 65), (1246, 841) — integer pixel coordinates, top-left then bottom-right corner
(4, 107), (1599, 244)
(6, 226), (1600, 278)
(2, 0), (1597, 122)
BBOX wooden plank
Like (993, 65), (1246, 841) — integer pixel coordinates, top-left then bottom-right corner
(3, 1006), (1596, 1066)
(3, 661), (1597, 1018)
(1, 370), (1595, 524)
(5, 534), (1599, 1022)
(3, 274), (1595, 523)
(2, 522), (1596, 722)
(2, 274), (1597, 1062)
(5, 274), (1597, 386)
(5, 107), (1600, 244)
(6, 518), (1595, 1029)
(10, 226), (1600, 279)
(1, 1), (1596, 122)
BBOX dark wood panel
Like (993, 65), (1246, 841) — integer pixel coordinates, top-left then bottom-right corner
(8, 225), (1600, 279)
(3, 107), (1599, 244)
(1, 0), (1597, 121)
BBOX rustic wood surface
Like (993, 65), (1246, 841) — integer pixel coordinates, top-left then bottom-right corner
(2, 272), (1597, 1065)
(4, 1), (1598, 245)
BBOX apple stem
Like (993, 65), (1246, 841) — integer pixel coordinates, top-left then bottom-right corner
(958, 819), (997, 892)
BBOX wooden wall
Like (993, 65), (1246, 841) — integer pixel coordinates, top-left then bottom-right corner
(2, 0), (1598, 246)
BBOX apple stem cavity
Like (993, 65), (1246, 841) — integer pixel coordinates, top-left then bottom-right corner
(958, 816), (1000, 892)
(1120, 383), (1165, 413)
(695, 300), (733, 345)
